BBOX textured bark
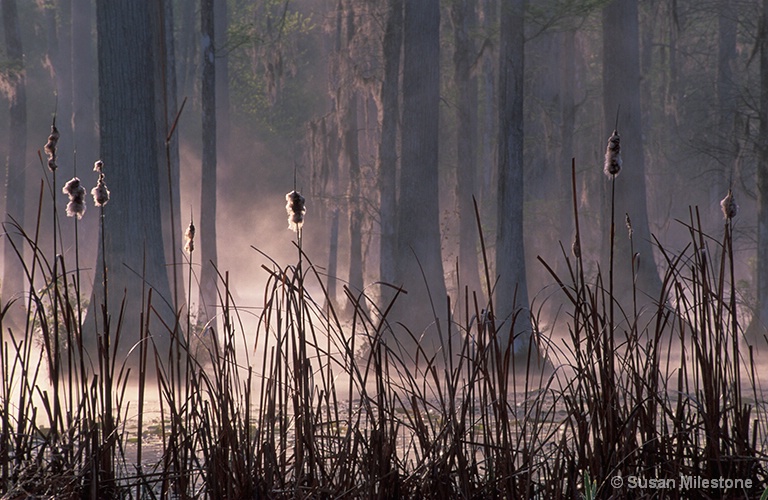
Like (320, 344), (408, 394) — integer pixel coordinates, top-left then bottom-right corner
(1, 0), (27, 328)
(755, 0), (768, 336)
(151, 0), (181, 307)
(341, 1), (365, 310)
(377, 0), (401, 308)
(602, 0), (661, 299)
(395, 0), (446, 347)
(715, 0), (737, 221)
(558, 29), (576, 244)
(71, 0), (97, 162)
(92, 0), (173, 356)
(479, 0), (497, 220)
(495, 0), (530, 349)
(198, 0), (219, 329)
(452, 0), (482, 296)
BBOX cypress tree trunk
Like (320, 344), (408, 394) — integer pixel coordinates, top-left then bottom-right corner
(452, 0), (482, 296)
(92, 0), (174, 358)
(602, 0), (661, 300)
(495, 0), (530, 351)
(1, 0), (27, 330)
(377, 0), (401, 309)
(755, 0), (768, 339)
(198, 0), (219, 330)
(395, 0), (447, 350)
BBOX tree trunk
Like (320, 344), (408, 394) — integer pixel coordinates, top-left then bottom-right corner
(92, 0), (174, 358)
(343, 90), (365, 305)
(198, 0), (218, 330)
(215, 0), (230, 171)
(479, 0), (497, 221)
(715, 0), (737, 224)
(71, 0), (97, 163)
(395, 0), (446, 350)
(377, 0), (401, 310)
(755, 0), (768, 338)
(602, 0), (661, 300)
(338, 1), (365, 311)
(495, 0), (530, 351)
(452, 0), (482, 296)
(558, 29), (576, 248)
(151, 0), (181, 309)
(1, 0), (27, 329)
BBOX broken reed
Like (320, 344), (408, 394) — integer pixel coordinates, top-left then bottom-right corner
(0, 151), (767, 497)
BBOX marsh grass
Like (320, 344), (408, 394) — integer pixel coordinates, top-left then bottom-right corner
(0, 152), (766, 499)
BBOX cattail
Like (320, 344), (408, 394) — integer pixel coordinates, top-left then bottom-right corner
(720, 189), (738, 219)
(90, 160), (110, 207)
(285, 190), (306, 232)
(571, 238), (581, 259)
(603, 129), (622, 177)
(184, 220), (195, 254)
(44, 124), (60, 172)
(62, 177), (86, 219)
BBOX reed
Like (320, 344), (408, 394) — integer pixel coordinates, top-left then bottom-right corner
(0, 127), (765, 499)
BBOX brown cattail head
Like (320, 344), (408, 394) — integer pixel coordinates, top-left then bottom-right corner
(285, 190), (306, 232)
(720, 189), (738, 219)
(571, 238), (581, 259)
(184, 220), (196, 253)
(45, 124), (60, 172)
(90, 160), (110, 207)
(62, 177), (86, 219)
(603, 129), (622, 177)
(91, 175), (110, 207)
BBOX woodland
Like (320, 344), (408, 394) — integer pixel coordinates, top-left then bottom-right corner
(0, 0), (767, 498)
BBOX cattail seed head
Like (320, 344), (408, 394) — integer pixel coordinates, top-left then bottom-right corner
(571, 238), (581, 259)
(184, 220), (195, 253)
(44, 124), (60, 172)
(90, 160), (110, 207)
(720, 189), (738, 219)
(91, 175), (110, 207)
(62, 177), (86, 219)
(604, 129), (622, 177)
(285, 190), (306, 232)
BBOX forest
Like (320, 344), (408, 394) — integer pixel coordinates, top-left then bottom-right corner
(0, 0), (767, 498)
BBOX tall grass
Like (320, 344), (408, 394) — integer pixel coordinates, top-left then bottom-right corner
(0, 131), (766, 498)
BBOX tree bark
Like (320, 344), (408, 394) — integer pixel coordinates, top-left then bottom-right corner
(92, 0), (174, 357)
(395, 0), (447, 349)
(198, 0), (219, 330)
(71, 0), (97, 163)
(151, 0), (181, 309)
(452, 0), (482, 296)
(602, 0), (661, 300)
(755, 0), (768, 338)
(1, 0), (27, 329)
(495, 0), (530, 350)
(715, 0), (737, 223)
(377, 0), (401, 309)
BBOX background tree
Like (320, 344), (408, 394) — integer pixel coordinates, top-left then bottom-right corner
(602, 0), (661, 299)
(0, 0), (27, 329)
(754, 0), (768, 339)
(451, 0), (482, 297)
(91, 0), (174, 356)
(198, 0), (219, 330)
(377, 0), (401, 310)
(495, 0), (530, 351)
(395, 0), (446, 348)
